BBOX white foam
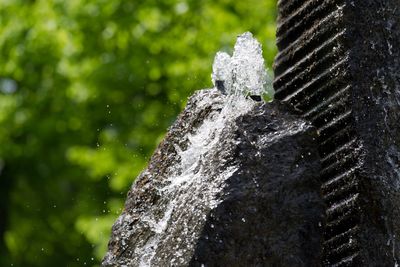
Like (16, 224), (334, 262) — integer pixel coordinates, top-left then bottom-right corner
(134, 32), (274, 266)
(211, 32), (274, 98)
(138, 95), (253, 266)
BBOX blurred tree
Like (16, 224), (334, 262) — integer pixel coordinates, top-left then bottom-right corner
(0, 0), (277, 266)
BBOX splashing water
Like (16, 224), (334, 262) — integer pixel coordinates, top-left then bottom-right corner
(137, 93), (255, 266)
(211, 32), (274, 98)
(105, 32), (274, 267)
(136, 33), (271, 266)
(211, 52), (232, 94)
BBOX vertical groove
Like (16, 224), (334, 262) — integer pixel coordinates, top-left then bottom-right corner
(274, 1), (362, 266)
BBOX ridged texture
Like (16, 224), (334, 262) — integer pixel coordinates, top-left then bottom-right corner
(274, 0), (361, 266)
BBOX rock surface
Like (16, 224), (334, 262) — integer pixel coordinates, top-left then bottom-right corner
(274, 0), (400, 265)
(102, 89), (324, 266)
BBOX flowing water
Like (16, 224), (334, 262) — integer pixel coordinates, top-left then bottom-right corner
(104, 32), (274, 267)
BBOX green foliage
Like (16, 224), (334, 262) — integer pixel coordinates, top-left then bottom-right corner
(0, 0), (277, 265)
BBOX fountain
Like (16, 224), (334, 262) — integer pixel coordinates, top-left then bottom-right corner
(102, 0), (400, 264)
(102, 33), (324, 266)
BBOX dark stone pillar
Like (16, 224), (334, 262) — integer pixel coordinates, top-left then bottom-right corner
(274, 0), (400, 265)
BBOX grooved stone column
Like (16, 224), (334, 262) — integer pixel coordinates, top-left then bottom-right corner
(274, 0), (400, 266)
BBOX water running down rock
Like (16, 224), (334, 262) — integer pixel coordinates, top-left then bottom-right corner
(102, 89), (324, 266)
(102, 33), (324, 266)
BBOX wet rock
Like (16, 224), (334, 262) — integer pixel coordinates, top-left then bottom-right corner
(274, 0), (400, 266)
(274, 0), (400, 265)
(102, 89), (324, 266)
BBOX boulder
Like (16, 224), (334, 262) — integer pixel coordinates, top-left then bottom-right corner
(102, 89), (324, 266)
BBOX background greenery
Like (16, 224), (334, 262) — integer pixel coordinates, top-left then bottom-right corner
(0, 0), (277, 265)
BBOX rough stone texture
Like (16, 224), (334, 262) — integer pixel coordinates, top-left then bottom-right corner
(102, 89), (324, 266)
(274, 0), (400, 265)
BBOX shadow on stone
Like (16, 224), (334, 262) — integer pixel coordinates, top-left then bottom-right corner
(102, 89), (324, 266)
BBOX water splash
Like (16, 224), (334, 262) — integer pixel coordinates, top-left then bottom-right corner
(135, 34), (270, 265)
(211, 52), (232, 94)
(137, 94), (255, 266)
(106, 33), (273, 267)
(211, 32), (274, 98)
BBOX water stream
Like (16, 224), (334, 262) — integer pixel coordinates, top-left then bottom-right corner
(107, 32), (273, 267)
